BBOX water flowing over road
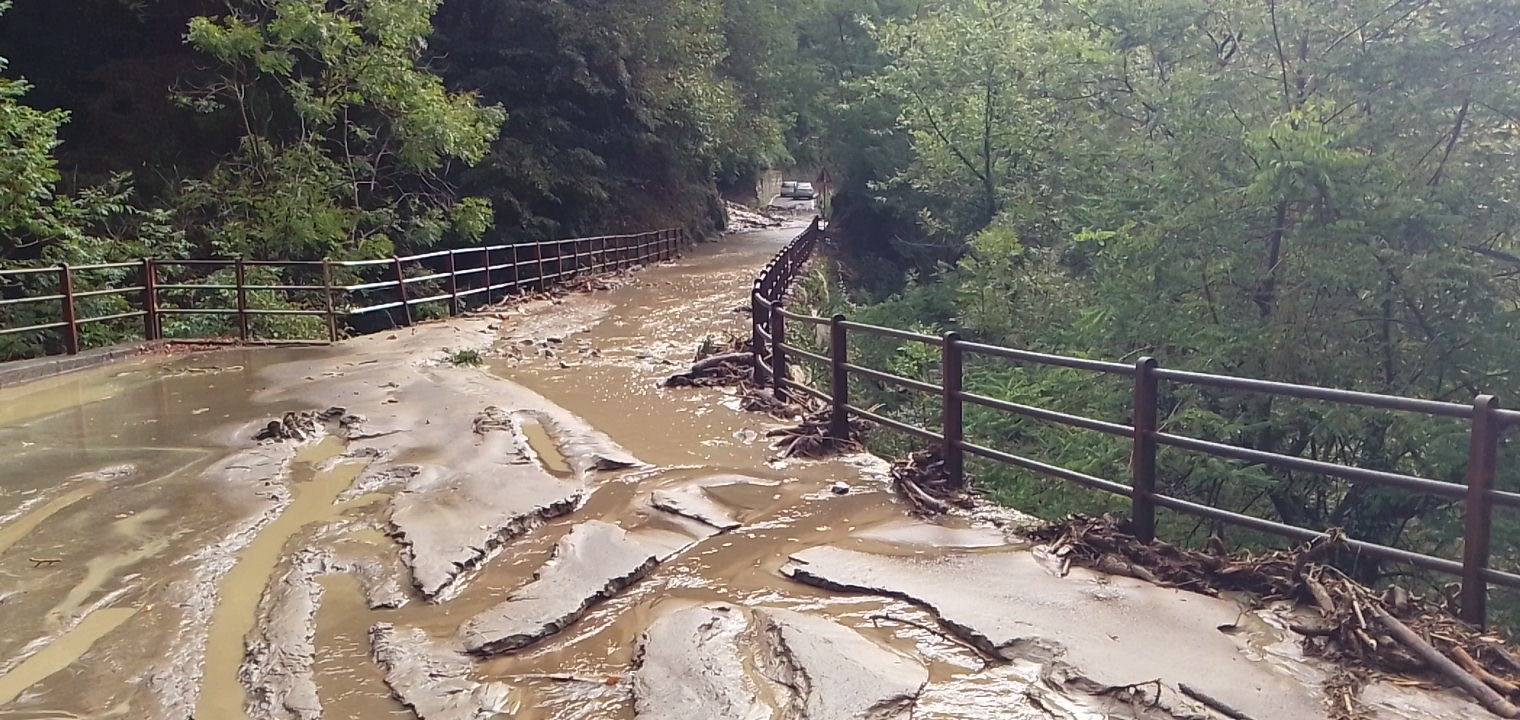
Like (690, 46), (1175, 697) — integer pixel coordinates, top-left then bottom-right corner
(0, 228), (1485, 719)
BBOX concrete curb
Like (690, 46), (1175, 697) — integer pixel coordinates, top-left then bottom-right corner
(0, 341), (165, 390)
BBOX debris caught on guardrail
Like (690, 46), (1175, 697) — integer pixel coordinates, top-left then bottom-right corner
(765, 409), (860, 459)
(890, 450), (972, 515)
(663, 335), (752, 388)
(1029, 514), (1520, 717)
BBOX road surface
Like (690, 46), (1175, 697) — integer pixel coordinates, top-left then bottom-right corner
(0, 227), (1484, 719)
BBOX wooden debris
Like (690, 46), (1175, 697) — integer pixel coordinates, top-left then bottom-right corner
(766, 409), (861, 459)
(1179, 682), (1256, 719)
(1325, 669), (1370, 720)
(1369, 603), (1519, 717)
(1029, 514), (1520, 716)
(663, 336), (754, 388)
(889, 450), (972, 515)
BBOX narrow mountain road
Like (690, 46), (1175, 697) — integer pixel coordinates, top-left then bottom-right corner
(0, 227), (1485, 720)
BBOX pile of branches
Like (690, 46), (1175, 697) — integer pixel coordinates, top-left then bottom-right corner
(663, 335), (754, 388)
(1031, 514), (1520, 718)
(664, 335), (873, 457)
(253, 406), (354, 442)
(766, 408), (862, 459)
(891, 450), (973, 515)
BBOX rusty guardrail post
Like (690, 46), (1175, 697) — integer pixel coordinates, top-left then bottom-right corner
(446, 249), (459, 316)
(321, 258), (338, 342)
(1131, 357), (1160, 543)
(535, 242), (547, 291)
(770, 302), (788, 402)
(942, 332), (964, 488)
(829, 314), (850, 441)
(58, 263), (79, 355)
(483, 246), (493, 304)
(234, 256), (249, 342)
(1461, 394), (1500, 628)
(141, 258), (159, 341)
(751, 285), (767, 387)
(392, 256), (411, 326)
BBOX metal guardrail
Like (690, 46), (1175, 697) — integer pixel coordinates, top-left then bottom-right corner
(750, 222), (1518, 628)
(0, 228), (687, 353)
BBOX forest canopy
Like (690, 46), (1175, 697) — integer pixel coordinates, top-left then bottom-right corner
(791, 0), (1520, 603)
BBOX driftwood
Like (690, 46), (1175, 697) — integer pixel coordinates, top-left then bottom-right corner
(888, 450), (972, 515)
(1456, 646), (1520, 696)
(1031, 514), (1520, 716)
(1369, 603), (1519, 718)
(689, 352), (752, 374)
(1178, 683), (1256, 720)
(663, 337), (755, 388)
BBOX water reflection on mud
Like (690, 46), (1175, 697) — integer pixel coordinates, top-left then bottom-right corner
(0, 229), (1485, 720)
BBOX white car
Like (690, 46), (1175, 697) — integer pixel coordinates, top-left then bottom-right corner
(792, 182), (817, 200)
(781, 181), (798, 199)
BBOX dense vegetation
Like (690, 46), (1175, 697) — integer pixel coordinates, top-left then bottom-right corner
(790, 0), (1520, 605)
(0, 0), (815, 355)
(1, 0), (1517, 605)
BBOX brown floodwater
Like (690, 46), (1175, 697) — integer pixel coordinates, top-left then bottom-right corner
(195, 438), (372, 720)
(3, 226), (1459, 720)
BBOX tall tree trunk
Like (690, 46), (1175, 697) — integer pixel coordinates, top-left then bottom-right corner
(1254, 199), (1289, 319)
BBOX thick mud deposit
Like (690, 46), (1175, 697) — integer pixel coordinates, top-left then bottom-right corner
(0, 227), (1488, 720)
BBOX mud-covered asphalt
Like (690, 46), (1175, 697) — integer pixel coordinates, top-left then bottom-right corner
(0, 227), (1488, 720)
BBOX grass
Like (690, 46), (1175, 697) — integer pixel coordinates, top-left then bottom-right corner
(447, 348), (484, 366)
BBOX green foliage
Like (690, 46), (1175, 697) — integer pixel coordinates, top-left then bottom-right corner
(177, 0), (504, 259)
(0, 2), (183, 359)
(446, 348), (483, 367)
(809, 0), (1520, 593)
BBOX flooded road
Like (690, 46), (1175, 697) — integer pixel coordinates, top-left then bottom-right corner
(0, 228), (1488, 720)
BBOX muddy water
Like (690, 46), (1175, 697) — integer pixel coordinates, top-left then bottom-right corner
(520, 420), (573, 476)
(2, 228), (1464, 720)
(0, 607), (139, 705)
(312, 572), (410, 719)
(196, 438), (371, 720)
(0, 230), (1037, 719)
(0, 349), (311, 715)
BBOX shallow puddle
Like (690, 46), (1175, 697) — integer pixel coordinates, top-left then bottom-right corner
(311, 574), (410, 718)
(0, 364), (149, 427)
(0, 607), (138, 705)
(521, 419), (573, 475)
(0, 486), (100, 556)
(194, 437), (370, 720)
(47, 532), (172, 628)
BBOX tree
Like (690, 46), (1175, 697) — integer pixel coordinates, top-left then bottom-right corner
(816, 0), (1520, 582)
(176, 0), (504, 259)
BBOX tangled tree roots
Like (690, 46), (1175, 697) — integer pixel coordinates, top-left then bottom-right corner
(1031, 514), (1520, 717)
(766, 410), (862, 459)
(254, 407), (353, 442)
(665, 336), (869, 457)
(890, 450), (973, 515)
(663, 335), (754, 388)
